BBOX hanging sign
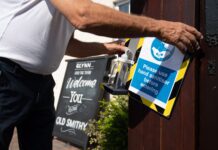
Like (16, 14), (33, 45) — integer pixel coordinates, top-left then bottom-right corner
(128, 37), (191, 118)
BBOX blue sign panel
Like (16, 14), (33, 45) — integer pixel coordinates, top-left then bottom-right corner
(129, 38), (184, 109)
(130, 58), (177, 104)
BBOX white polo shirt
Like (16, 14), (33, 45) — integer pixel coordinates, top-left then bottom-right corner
(0, 0), (75, 74)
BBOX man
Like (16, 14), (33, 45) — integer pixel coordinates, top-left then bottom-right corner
(0, 0), (202, 150)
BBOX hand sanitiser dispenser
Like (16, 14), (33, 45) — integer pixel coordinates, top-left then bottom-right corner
(103, 48), (134, 95)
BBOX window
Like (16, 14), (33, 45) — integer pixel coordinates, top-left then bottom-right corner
(114, 0), (130, 13)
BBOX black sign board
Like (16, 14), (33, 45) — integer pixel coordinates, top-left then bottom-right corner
(53, 55), (112, 149)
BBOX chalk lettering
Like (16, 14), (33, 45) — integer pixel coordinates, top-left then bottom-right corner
(66, 119), (88, 131)
(66, 104), (80, 115)
(66, 76), (97, 89)
(70, 91), (83, 103)
(56, 117), (66, 126)
(76, 62), (92, 69)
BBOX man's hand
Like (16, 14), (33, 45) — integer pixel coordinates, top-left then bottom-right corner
(103, 40), (126, 55)
(65, 38), (125, 57)
(157, 20), (203, 53)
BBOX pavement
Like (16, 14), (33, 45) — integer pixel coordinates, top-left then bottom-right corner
(9, 129), (80, 150)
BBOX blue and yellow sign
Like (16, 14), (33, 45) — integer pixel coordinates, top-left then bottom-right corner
(127, 37), (191, 118)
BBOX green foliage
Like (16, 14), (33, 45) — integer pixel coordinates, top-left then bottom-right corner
(86, 96), (128, 150)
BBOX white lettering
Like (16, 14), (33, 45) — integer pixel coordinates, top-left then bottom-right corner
(149, 74), (170, 85)
(69, 91), (83, 103)
(76, 62), (92, 69)
(56, 117), (66, 126)
(143, 64), (157, 73)
(140, 83), (159, 96)
(158, 70), (168, 78)
(138, 68), (149, 76)
(66, 76), (97, 89)
(144, 77), (158, 87)
(66, 119), (88, 131)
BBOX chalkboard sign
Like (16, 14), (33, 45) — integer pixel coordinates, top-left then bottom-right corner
(53, 55), (112, 149)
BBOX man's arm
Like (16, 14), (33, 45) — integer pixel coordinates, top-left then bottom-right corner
(65, 38), (126, 57)
(50, 0), (203, 52)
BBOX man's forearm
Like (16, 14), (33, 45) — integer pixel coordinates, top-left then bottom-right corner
(51, 0), (202, 52)
(75, 2), (160, 38)
(51, 0), (160, 38)
(65, 39), (106, 57)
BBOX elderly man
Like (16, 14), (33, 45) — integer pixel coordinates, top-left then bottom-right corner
(0, 0), (202, 150)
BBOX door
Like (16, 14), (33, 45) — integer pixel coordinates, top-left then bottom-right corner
(129, 0), (199, 150)
(199, 0), (218, 149)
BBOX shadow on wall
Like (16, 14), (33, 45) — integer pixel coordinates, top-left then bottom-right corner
(128, 0), (149, 129)
(128, 98), (151, 128)
(131, 0), (147, 15)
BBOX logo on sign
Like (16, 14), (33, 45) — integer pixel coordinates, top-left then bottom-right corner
(151, 38), (175, 61)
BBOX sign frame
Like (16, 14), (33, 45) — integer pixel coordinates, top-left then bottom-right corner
(126, 37), (192, 118)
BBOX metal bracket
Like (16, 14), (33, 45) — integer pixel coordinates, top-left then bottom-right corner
(205, 0), (218, 47)
(208, 59), (217, 75)
(205, 34), (218, 47)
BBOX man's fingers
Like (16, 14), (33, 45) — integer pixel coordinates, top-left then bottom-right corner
(178, 24), (201, 53)
(184, 29), (201, 51)
(185, 25), (203, 40)
(110, 39), (125, 46)
(184, 31), (200, 51)
(177, 34), (200, 54)
(180, 24), (203, 52)
(176, 41), (187, 54)
(157, 21), (203, 54)
(178, 35), (195, 52)
(106, 43), (126, 55)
